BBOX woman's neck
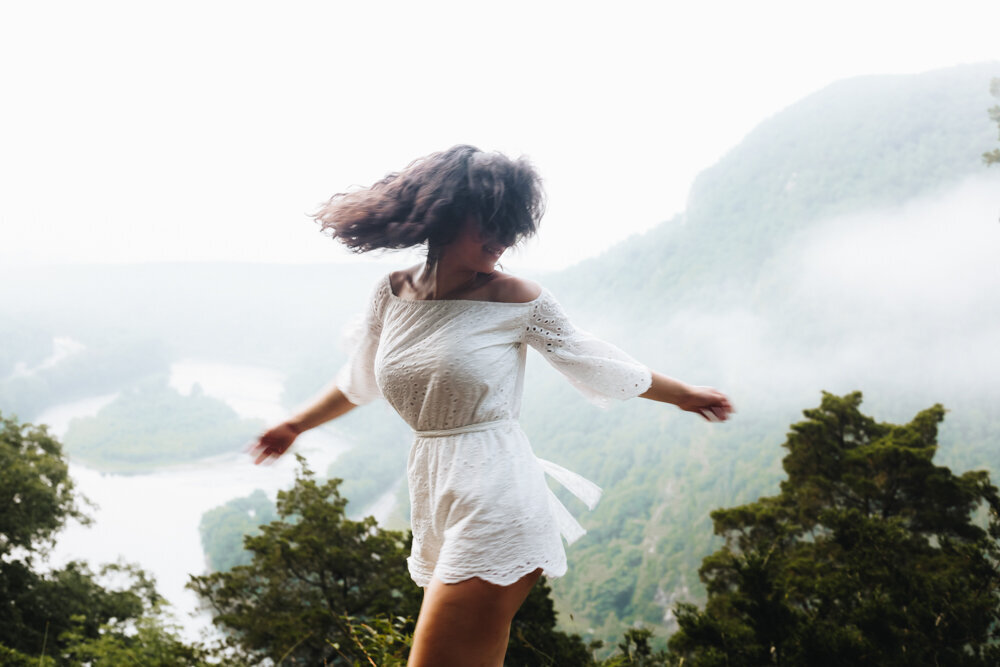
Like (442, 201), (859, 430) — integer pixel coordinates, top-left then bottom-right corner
(414, 257), (483, 301)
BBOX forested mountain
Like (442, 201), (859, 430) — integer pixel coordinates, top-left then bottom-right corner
(517, 61), (1000, 643)
(551, 62), (998, 311)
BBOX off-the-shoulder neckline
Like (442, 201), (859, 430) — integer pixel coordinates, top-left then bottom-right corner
(383, 273), (544, 306)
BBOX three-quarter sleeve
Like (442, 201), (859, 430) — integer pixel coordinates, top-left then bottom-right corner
(334, 277), (388, 406)
(525, 290), (653, 407)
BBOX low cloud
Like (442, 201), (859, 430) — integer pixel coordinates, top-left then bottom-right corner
(655, 174), (1000, 415)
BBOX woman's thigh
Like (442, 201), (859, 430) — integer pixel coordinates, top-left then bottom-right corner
(408, 568), (542, 667)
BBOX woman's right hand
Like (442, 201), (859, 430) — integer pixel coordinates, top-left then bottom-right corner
(677, 386), (734, 422)
(249, 422), (301, 465)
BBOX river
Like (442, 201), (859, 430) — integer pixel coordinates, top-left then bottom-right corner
(38, 360), (365, 640)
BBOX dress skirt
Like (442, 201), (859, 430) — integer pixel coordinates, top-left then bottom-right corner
(406, 419), (573, 587)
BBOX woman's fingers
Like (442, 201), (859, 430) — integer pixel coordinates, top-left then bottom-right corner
(253, 441), (286, 465)
(692, 390), (734, 422)
(254, 446), (278, 465)
(249, 426), (295, 465)
(249, 438), (269, 465)
(699, 406), (729, 422)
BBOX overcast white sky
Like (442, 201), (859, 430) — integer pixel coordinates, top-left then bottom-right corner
(2, 0), (998, 271)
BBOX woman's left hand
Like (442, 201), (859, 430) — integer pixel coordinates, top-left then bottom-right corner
(677, 386), (734, 422)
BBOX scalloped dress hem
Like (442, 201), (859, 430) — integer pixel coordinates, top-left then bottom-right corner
(407, 556), (569, 588)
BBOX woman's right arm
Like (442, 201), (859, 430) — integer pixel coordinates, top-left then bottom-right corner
(250, 386), (358, 465)
(252, 277), (388, 464)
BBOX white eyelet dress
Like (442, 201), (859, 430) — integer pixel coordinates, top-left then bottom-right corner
(335, 275), (653, 587)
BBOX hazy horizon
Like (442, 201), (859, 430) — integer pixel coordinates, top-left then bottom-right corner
(2, 1), (998, 272)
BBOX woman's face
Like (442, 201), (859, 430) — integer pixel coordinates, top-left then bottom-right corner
(444, 216), (507, 273)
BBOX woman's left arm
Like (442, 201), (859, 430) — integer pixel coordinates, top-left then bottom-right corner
(640, 370), (734, 422)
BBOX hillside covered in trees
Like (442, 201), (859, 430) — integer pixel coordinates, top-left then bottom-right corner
(517, 61), (1000, 643)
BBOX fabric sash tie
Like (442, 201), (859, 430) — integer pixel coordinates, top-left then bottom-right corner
(412, 419), (517, 438)
(412, 419), (602, 545)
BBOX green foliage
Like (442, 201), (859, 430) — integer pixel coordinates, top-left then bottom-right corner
(2, 560), (159, 656)
(63, 376), (263, 472)
(326, 614), (412, 666)
(595, 628), (673, 666)
(984, 77), (1000, 165)
(330, 405), (411, 518)
(507, 576), (592, 665)
(0, 412), (204, 664)
(0, 644), (50, 667)
(0, 413), (85, 556)
(188, 456), (422, 665)
(520, 371), (788, 648)
(668, 392), (1000, 666)
(58, 613), (219, 666)
(199, 489), (278, 571)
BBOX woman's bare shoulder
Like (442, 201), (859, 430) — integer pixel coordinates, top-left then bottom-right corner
(387, 265), (422, 297)
(487, 273), (543, 303)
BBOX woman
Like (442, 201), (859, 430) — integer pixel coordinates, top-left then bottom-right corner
(250, 145), (733, 666)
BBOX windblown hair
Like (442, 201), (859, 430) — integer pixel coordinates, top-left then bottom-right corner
(314, 145), (545, 252)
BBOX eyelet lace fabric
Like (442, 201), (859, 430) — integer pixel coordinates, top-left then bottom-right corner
(336, 275), (653, 586)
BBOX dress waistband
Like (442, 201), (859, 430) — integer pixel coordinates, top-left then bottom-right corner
(411, 418), (602, 545)
(412, 419), (518, 438)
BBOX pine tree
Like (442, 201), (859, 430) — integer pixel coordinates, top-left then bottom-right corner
(668, 392), (1000, 666)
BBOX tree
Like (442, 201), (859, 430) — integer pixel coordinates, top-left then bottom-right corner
(58, 613), (218, 666)
(0, 412), (205, 664)
(188, 456), (423, 665)
(199, 489), (278, 572)
(507, 575), (591, 665)
(0, 412), (85, 558)
(668, 392), (1000, 666)
(592, 628), (673, 666)
(986, 78), (1000, 166)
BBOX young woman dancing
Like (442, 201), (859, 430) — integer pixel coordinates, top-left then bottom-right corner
(250, 145), (733, 666)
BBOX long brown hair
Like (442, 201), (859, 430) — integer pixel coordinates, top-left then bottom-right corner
(314, 145), (545, 252)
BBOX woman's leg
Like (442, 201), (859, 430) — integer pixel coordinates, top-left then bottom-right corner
(408, 568), (542, 667)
